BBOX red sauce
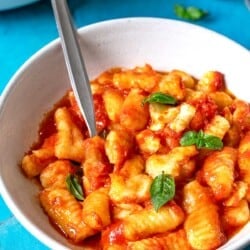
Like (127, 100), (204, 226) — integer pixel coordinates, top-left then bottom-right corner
(212, 71), (225, 91)
(93, 94), (110, 133)
(34, 93), (70, 149)
(101, 221), (126, 247)
(189, 96), (218, 130)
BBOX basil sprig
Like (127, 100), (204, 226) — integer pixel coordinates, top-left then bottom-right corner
(66, 174), (84, 201)
(142, 92), (177, 105)
(150, 173), (175, 211)
(174, 4), (208, 21)
(180, 130), (223, 150)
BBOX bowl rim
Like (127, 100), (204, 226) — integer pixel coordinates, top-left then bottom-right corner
(0, 17), (250, 250)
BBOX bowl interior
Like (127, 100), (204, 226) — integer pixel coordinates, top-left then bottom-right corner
(0, 18), (250, 249)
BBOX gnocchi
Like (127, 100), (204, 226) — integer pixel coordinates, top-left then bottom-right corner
(21, 64), (250, 249)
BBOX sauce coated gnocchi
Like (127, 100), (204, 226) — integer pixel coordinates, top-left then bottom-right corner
(21, 64), (250, 249)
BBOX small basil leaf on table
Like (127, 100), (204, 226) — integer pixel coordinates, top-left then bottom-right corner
(142, 92), (177, 105)
(150, 173), (175, 211)
(66, 174), (84, 201)
(174, 4), (208, 21)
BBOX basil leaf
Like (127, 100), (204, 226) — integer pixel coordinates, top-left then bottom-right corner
(186, 7), (207, 20)
(180, 130), (223, 150)
(180, 131), (198, 146)
(150, 173), (175, 211)
(142, 92), (177, 105)
(202, 134), (223, 150)
(174, 4), (207, 21)
(196, 130), (206, 148)
(174, 4), (189, 20)
(66, 174), (84, 201)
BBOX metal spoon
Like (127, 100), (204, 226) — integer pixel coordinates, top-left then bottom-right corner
(51, 0), (97, 137)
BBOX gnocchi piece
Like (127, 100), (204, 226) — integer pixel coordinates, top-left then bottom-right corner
(40, 188), (96, 242)
(136, 129), (161, 155)
(119, 155), (145, 178)
(96, 67), (122, 85)
(104, 245), (126, 250)
(163, 229), (192, 250)
(204, 115), (230, 139)
(168, 103), (196, 133)
(120, 88), (149, 131)
(54, 107), (85, 162)
(238, 131), (250, 184)
(103, 89), (124, 122)
(105, 129), (134, 166)
(113, 64), (159, 91)
(127, 235), (167, 250)
(223, 123), (241, 147)
(222, 199), (250, 228)
(121, 202), (184, 240)
(21, 134), (56, 178)
(102, 202), (184, 244)
(178, 159), (196, 180)
(149, 103), (179, 131)
(156, 73), (185, 101)
(40, 160), (73, 188)
(223, 181), (248, 207)
(208, 91), (233, 109)
(171, 69), (196, 89)
(82, 188), (111, 230)
(182, 180), (214, 214)
(112, 203), (143, 220)
(109, 173), (152, 204)
(201, 147), (237, 201)
(232, 99), (250, 131)
(128, 229), (191, 250)
(146, 146), (198, 178)
(82, 136), (112, 194)
(184, 204), (226, 250)
(184, 88), (204, 103)
(90, 82), (105, 95)
(196, 71), (225, 93)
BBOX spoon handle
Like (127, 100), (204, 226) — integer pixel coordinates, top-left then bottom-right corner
(51, 0), (97, 137)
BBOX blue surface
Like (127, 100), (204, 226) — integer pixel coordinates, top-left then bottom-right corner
(0, 0), (250, 249)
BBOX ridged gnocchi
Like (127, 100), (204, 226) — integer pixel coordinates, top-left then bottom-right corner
(21, 65), (250, 249)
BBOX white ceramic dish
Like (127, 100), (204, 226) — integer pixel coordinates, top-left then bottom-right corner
(0, 18), (250, 250)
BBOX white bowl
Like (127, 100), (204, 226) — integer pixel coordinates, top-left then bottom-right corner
(0, 0), (39, 11)
(0, 18), (250, 250)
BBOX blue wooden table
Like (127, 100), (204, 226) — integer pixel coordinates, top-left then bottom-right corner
(0, 0), (250, 249)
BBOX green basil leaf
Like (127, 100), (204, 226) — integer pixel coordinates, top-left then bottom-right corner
(202, 134), (223, 150)
(174, 4), (207, 21)
(66, 174), (84, 201)
(142, 92), (177, 105)
(180, 130), (223, 150)
(186, 6), (207, 20)
(150, 173), (175, 211)
(174, 4), (189, 20)
(196, 130), (206, 148)
(180, 131), (198, 146)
